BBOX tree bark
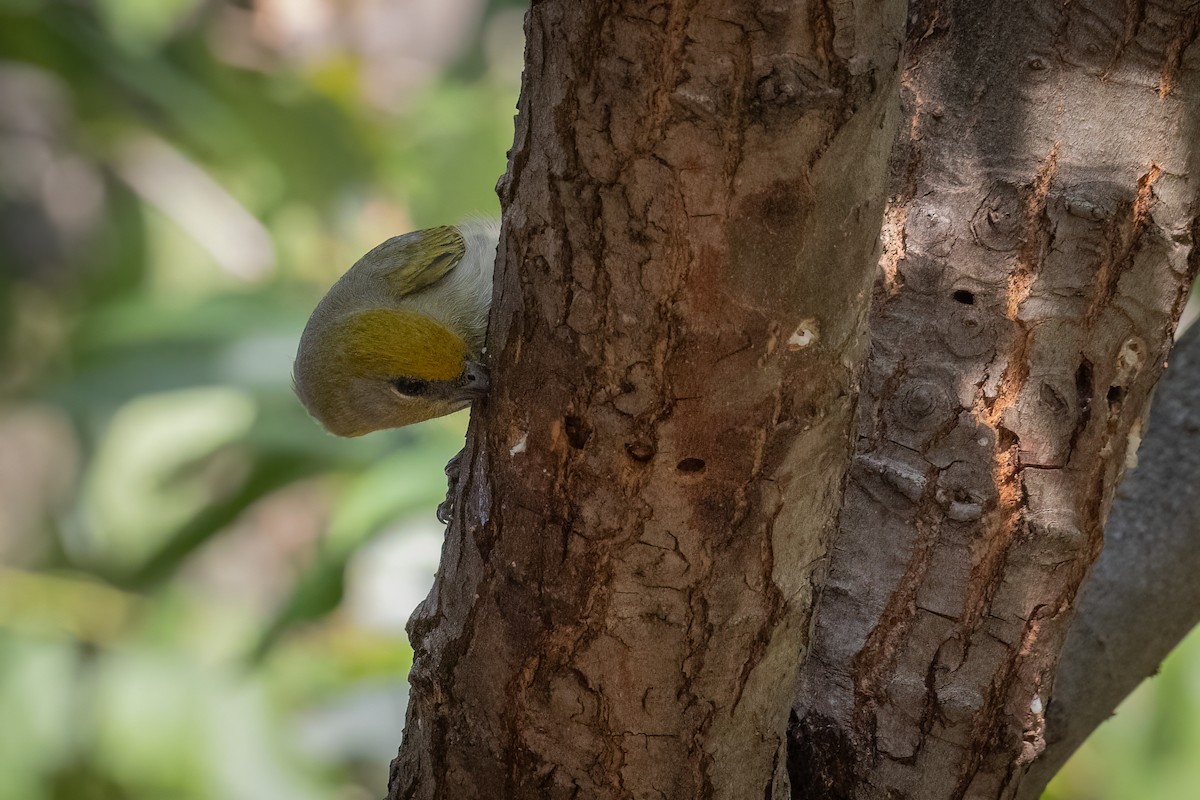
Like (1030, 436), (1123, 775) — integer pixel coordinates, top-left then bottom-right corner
(790, 2), (1200, 799)
(389, 2), (905, 798)
(1016, 322), (1200, 799)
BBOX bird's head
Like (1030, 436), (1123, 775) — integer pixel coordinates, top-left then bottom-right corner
(293, 307), (488, 436)
(293, 225), (495, 436)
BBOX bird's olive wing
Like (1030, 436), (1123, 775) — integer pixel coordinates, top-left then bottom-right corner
(372, 226), (466, 297)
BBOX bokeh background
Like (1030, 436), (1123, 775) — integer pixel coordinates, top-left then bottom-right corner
(0, 2), (1195, 799)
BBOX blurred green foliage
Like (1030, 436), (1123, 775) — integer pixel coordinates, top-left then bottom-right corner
(1046, 628), (1200, 800)
(0, 2), (1197, 799)
(0, 0), (519, 797)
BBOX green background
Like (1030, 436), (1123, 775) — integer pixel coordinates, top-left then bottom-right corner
(0, 2), (1193, 798)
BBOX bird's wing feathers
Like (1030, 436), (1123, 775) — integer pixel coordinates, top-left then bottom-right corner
(376, 226), (467, 297)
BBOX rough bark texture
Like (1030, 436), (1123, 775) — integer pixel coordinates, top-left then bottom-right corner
(1016, 322), (1200, 799)
(389, 2), (905, 798)
(790, 2), (1200, 799)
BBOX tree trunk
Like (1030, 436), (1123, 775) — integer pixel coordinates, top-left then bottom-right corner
(387, 2), (906, 798)
(386, 1), (1200, 798)
(790, 2), (1200, 799)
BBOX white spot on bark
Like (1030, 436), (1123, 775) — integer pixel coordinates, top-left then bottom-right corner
(788, 319), (819, 350)
(1030, 695), (1043, 714)
(510, 433), (528, 456)
(671, 87), (718, 117)
(1117, 337), (1145, 373)
(945, 500), (984, 522)
(1124, 416), (1143, 469)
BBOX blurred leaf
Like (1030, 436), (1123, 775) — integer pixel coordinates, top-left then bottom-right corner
(0, 636), (81, 795)
(0, 568), (139, 645)
(76, 387), (258, 571)
(95, 0), (203, 54)
(47, 761), (132, 800)
(72, 292), (308, 358)
(249, 447), (451, 661)
(48, 763), (133, 800)
(119, 450), (326, 591)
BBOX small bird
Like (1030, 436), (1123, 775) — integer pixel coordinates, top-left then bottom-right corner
(293, 221), (499, 437)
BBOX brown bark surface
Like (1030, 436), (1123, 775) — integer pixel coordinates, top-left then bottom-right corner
(790, 2), (1200, 799)
(389, 2), (905, 798)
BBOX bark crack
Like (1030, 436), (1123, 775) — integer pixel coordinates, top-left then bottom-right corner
(1158, 6), (1200, 96)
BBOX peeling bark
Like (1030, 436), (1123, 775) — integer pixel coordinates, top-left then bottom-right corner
(388, 2), (905, 798)
(791, 1), (1200, 798)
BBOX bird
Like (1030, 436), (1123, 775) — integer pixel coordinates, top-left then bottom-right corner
(293, 220), (499, 437)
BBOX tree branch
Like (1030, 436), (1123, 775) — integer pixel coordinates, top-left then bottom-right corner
(789, 1), (1200, 797)
(1018, 322), (1200, 799)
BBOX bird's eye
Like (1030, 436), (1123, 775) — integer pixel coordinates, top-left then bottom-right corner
(391, 377), (430, 397)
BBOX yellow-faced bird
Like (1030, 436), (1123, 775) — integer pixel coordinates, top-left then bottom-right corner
(293, 221), (499, 436)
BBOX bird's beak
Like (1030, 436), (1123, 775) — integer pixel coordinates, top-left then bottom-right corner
(458, 359), (490, 397)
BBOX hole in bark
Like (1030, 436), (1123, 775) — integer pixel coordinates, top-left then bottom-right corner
(676, 457), (706, 473)
(997, 425), (1019, 452)
(1068, 359), (1095, 455)
(1107, 385), (1125, 405)
(952, 289), (975, 305)
(564, 416), (591, 449)
(1075, 360), (1094, 414)
(625, 441), (656, 462)
(787, 710), (857, 799)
